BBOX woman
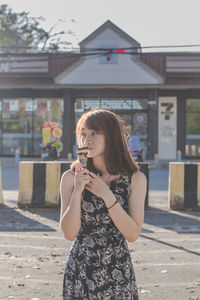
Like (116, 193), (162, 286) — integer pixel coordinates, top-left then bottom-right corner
(60, 109), (147, 299)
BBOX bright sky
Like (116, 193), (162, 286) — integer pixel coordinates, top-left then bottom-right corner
(2, 0), (200, 52)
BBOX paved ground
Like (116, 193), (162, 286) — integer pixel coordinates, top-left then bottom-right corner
(0, 159), (200, 300)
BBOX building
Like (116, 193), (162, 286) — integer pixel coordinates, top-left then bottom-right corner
(0, 20), (200, 160)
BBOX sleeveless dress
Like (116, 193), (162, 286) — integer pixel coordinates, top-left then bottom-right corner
(63, 174), (139, 300)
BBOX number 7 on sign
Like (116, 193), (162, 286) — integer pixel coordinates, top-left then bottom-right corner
(161, 103), (174, 120)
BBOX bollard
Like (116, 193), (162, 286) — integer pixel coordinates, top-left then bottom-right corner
(67, 153), (73, 161)
(154, 153), (159, 165)
(177, 150), (182, 162)
(138, 162), (150, 209)
(24, 146), (28, 156)
(15, 147), (20, 163)
(169, 162), (200, 210)
(18, 161), (72, 208)
(18, 161), (150, 209)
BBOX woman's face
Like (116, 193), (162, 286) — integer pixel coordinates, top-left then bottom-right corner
(80, 125), (105, 158)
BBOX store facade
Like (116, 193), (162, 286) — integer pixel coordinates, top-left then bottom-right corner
(0, 20), (200, 160)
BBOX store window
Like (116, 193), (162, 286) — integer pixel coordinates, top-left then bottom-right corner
(74, 98), (148, 159)
(33, 99), (63, 155)
(0, 98), (63, 156)
(186, 99), (200, 157)
(2, 99), (33, 156)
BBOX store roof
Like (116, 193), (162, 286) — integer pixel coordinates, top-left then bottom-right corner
(79, 20), (141, 50)
(1, 19), (200, 88)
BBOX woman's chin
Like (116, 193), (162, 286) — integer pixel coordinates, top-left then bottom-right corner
(87, 149), (95, 157)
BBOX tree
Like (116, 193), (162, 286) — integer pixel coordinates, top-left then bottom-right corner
(0, 4), (74, 53)
(186, 100), (200, 134)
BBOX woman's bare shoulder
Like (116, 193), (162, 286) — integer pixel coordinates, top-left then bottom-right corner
(131, 170), (147, 186)
(60, 169), (74, 186)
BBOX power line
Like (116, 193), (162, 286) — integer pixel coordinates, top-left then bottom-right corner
(1, 44), (200, 65)
(2, 43), (200, 53)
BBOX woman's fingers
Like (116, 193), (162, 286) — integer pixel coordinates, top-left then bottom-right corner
(74, 162), (87, 172)
(89, 171), (96, 179)
(76, 173), (91, 184)
(75, 166), (89, 175)
(75, 165), (82, 173)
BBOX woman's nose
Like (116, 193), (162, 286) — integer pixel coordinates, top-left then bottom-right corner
(83, 135), (92, 145)
(85, 136), (92, 144)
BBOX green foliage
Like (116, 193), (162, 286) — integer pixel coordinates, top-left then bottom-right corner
(186, 113), (200, 134)
(186, 99), (200, 112)
(186, 100), (200, 134)
(0, 4), (72, 52)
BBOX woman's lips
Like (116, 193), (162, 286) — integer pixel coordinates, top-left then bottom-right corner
(88, 147), (93, 150)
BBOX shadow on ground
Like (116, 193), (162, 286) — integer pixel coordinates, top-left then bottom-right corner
(144, 206), (200, 234)
(0, 204), (56, 232)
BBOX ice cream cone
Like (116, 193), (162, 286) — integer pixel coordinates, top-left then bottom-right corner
(77, 147), (88, 165)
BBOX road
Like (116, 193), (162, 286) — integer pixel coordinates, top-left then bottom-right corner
(0, 162), (200, 300)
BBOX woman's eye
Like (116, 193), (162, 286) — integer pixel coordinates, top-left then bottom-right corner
(92, 131), (97, 136)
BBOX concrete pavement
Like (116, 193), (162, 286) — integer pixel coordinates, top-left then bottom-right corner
(0, 160), (200, 300)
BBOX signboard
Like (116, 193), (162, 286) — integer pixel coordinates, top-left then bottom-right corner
(166, 56), (200, 73)
(158, 97), (177, 159)
(0, 56), (48, 73)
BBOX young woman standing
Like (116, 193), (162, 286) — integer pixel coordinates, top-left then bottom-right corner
(60, 109), (147, 299)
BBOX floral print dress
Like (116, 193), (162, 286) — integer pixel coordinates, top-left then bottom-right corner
(63, 174), (139, 300)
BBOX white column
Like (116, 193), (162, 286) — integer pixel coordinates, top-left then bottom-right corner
(158, 97), (177, 160)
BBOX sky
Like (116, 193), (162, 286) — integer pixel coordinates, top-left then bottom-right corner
(1, 0), (200, 52)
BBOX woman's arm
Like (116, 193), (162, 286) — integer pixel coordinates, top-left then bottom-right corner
(60, 170), (81, 241)
(60, 167), (90, 241)
(103, 171), (147, 242)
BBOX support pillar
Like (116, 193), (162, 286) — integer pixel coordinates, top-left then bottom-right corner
(61, 90), (75, 159)
(177, 96), (186, 158)
(146, 102), (157, 160)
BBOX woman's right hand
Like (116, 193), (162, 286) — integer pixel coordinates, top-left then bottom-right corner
(73, 163), (91, 193)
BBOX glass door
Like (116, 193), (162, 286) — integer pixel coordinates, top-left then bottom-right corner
(117, 111), (148, 159)
(132, 111), (148, 158)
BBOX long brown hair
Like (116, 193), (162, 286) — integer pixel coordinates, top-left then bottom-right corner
(71, 109), (139, 175)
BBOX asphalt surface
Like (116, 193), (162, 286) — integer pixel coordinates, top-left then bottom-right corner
(0, 160), (200, 300)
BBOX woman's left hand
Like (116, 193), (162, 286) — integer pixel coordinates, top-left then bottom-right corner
(86, 172), (111, 199)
